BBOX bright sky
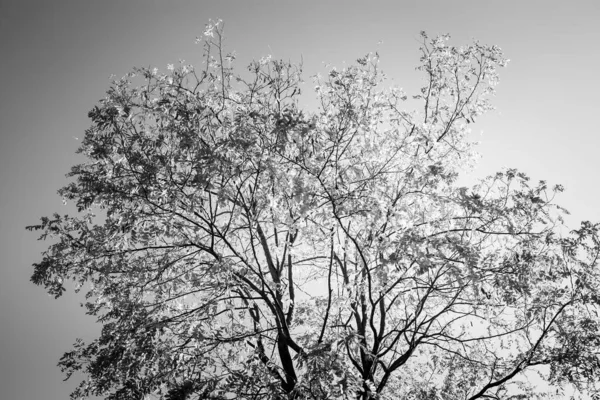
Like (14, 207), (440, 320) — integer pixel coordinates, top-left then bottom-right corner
(1, 1), (599, 399)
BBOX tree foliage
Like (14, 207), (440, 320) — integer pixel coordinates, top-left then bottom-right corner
(28, 21), (600, 399)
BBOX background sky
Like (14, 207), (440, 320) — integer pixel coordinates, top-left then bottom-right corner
(1, 1), (600, 399)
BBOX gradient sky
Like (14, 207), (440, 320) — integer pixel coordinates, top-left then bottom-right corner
(1, 1), (600, 399)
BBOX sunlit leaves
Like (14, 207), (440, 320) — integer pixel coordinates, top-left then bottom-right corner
(26, 21), (600, 400)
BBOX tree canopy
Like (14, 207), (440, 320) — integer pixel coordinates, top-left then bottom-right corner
(28, 21), (600, 400)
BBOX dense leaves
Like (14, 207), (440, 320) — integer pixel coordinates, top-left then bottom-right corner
(28, 21), (600, 399)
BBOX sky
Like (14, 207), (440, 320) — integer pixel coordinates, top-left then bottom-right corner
(1, 1), (600, 399)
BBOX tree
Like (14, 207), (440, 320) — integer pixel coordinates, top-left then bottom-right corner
(28, 21), (600, 399)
